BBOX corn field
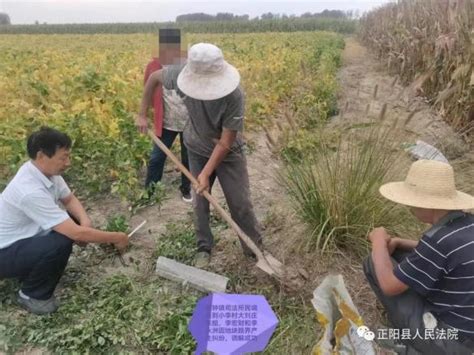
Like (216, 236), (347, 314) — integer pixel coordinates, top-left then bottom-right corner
(359, 0), (473, 134)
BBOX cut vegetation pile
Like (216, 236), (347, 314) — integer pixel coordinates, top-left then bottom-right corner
(359, 0), (473, 134)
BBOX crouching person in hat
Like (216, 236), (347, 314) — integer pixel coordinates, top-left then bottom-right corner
(0, 127), (128, 315)
(137, 43), (262, 268)
(364, 159), (474, 353)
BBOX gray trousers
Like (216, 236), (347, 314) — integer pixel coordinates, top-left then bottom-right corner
(187, 150), (262, 254)
(363, 250), (474, 354)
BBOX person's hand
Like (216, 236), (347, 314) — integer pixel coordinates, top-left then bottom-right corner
(135, 114), (148, 134)
(368, 227), (391, 245)
(194, 173), (210, 195)
(114, 233), (129, 253)
(387, 237), (400, 255)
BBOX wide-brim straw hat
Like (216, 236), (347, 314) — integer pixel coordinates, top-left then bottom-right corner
(379, 159), (474, 210)
(177, 42), (240, 101)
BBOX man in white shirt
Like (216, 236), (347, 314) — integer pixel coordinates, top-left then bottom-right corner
(0, 127), (128, 315)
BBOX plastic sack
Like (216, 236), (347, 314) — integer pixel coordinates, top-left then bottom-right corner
(407, 140), (448, 163)
(311, 274), (375, 355)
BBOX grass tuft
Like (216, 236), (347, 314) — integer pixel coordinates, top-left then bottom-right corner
(282, 123), (412, 258)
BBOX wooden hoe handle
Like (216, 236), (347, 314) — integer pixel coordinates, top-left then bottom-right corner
(148, 131), (264, 258)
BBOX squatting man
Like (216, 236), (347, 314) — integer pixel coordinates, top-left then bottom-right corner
(0, 127), (129, 315)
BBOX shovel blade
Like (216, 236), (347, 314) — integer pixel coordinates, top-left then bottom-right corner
(256, 252), (305, 290)
(262, 251), (284, 269)
(255, 259), (278, 276)
(255, 251), (284, 277)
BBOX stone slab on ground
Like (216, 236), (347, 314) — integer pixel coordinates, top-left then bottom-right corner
(156, 256), (229, 293)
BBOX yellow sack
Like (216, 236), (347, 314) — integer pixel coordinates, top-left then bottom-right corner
(311, 274), (375, 355)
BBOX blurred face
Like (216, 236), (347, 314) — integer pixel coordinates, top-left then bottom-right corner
(37, 147), (71, 176)
(410, 207), (434, 224)
(159, 43), (184, 65)
(410, 207), (451, 225)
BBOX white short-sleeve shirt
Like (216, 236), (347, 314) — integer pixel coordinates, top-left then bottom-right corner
(0, 161), (71, 249)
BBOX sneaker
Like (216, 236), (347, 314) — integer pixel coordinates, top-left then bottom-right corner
(194, 251), (211, 268)
(181, 191), (193, 203)
(17, 292), (59, 315)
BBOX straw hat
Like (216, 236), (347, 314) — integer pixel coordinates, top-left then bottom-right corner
(177, 43), (240, 101)
(379, 160), (474, 210)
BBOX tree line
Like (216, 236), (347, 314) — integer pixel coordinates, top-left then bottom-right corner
(0, 9), (359, 27)
(176, 9), (356, 22)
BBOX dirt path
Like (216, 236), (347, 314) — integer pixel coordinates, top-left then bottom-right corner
(337, 37), (473, 193)
(335, 38), (470, 160)
(332, 37), (474, 333)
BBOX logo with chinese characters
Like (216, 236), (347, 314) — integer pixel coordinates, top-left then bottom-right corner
(357, 326), (375, 341)
(356, 325), (459, 342)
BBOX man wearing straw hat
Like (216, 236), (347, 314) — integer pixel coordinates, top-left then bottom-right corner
(137, 43), (262, 268)
(364, 159), (474, 353)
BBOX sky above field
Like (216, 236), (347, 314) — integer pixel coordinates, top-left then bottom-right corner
(1, 0), (392, 25)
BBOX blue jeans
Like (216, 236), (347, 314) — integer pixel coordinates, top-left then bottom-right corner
(145, 128), (191, 194)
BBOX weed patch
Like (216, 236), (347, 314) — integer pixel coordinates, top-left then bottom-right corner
(0, 275), (197, 354)
(154, 222), (197, 265)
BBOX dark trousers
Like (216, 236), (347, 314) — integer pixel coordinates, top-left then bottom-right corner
(145, 128), (191, 194)
(0, 231), (73, 300)
(363, 250), (474, 354)
(187, 150), (262, 254)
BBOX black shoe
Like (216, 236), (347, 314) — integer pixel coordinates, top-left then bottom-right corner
(181, 191), (192, 203)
